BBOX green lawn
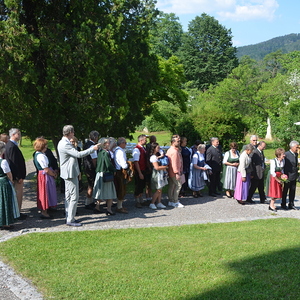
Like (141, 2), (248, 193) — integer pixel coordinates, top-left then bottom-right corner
(130, 131), (172, 146)
(1, 218), (300, 299)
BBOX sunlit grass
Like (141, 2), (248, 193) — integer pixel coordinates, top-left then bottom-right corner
(1, 218), (300, 299)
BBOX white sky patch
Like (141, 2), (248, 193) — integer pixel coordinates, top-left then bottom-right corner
(217, 0), (279, 21)
(156, 0), (279, 22)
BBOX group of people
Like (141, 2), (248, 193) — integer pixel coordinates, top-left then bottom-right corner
(0, 127), (299, 229)
(222, 135), (299, 212)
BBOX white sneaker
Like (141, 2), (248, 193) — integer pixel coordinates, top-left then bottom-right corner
(174, 202), (185, 208)
(156, 203), (166, 209)
(149, 203), (157, 210)
(168, 201), (175, 207)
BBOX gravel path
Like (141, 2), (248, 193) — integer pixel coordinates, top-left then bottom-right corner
(1, 159), (300, 299)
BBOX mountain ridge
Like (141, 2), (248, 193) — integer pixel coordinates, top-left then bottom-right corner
(237, 33), (300, 60)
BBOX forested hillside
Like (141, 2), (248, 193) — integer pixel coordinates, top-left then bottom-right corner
(237, 33), (300, 60)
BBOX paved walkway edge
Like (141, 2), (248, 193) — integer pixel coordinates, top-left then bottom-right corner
(0, 260), (43, 300)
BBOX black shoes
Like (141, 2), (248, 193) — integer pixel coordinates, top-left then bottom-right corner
(246, 199), (255, 204)
(85, 203), (96, 210)
(40, 215), (53, 219)
(17, 213), (27, 220)
(268, 206), (277, 212)
(288, 205), (298, 210)
(281, 205), (288, 210)
(236, 200), (246, 205)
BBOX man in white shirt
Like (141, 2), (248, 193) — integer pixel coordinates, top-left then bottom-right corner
(114, 137), (129, 213)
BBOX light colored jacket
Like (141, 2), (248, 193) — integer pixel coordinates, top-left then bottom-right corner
(237, 150), (251, 178)
(166, 146), (183, 178)
(58, 136), (95, 179)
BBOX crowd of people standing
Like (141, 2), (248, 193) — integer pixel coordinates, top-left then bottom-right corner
(0, 127), (299, 229)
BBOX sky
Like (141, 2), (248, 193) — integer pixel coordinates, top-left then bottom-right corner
(155, 0), (300, 47)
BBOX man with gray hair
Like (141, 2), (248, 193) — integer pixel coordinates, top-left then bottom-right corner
(281, 140), (299, 210)
(114, 137), (129, 213)
(83, 130), (99, 210)
(5, 128), (27, 219)
(242, 135), (258, 152)
(58, 125), (100, 226)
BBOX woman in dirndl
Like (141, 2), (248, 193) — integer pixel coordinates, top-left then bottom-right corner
(148, 143), (168, 209)
(266, 148), (285, 212)
(33, 138), (58, 219)
(188, 144), (211, 197)
(93, 137), (117, 215)
(222, 142), (240, 198)
(234, 144), (254, 204)
(0, 141), (19, 229)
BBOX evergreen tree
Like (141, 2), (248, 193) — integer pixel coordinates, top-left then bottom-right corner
(178, 13), (238, 91)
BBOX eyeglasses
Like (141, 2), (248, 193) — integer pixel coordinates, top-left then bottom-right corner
(252, 140), (257, 142)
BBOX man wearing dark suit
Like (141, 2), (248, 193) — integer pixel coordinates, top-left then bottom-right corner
(247, 141), (266, 204)
(206, 137), (222, 197)
(281, 140), (299, 210)
(5, 128), (27, 219)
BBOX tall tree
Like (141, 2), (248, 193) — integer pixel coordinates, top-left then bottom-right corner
(149, 12), (183, 59)
(178, 13), (238, 91)
(0, 0), (159, 146)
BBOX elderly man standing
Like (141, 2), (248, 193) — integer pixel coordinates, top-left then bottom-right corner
(247, 141), (266, 204)
(206, 137), (223, 197)
(242, 135), (258, 152)
(58, 125), (99, 226)
(281, 140), (299, 210)
(5, 128), (27, 219)
(114, 137), (129, 213)
(83, 130), (99, 210)
(167, 135), (184, 208)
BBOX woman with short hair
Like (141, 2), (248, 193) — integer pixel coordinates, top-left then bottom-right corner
(266, 148), (285, 212)
(234, 144), (254, 204)
(0, 141), (19, 229)
(93, 137), (117, 215)
(188, 144), (211, 197)
(33, 138), (58, 219)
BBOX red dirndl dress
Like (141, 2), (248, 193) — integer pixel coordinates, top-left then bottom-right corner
(268, 171), (282, 199)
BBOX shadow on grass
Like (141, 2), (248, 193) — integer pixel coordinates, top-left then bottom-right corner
(185, 247), (300, 300)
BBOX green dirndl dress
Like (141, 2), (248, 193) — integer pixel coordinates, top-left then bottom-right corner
(0, 159), (15, 226)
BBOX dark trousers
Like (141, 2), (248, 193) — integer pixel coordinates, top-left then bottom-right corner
(247, 178), (266, 202)
(134, 170), (146, 197)
(209, 170), (221, 194)
(282, 179), (297, 207)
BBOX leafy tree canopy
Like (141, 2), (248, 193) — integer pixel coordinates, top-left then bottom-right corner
(149, 12), (183, 59)
(178, 13), (238, 91)
(0, 0), (160, 146)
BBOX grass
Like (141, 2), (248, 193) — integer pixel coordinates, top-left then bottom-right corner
(1, 218), (300, 299)
(130, 131), (172, 146)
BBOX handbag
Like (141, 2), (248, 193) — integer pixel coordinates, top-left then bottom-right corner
(103, 172), (114, 182)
